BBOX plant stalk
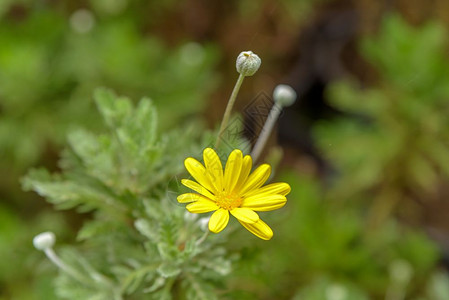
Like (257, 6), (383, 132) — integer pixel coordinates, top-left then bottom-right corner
(215, 74), (245, 148)
(250, 102), (283, 163)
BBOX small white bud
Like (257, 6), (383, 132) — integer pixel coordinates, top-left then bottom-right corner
(236, 51), (261, 76)
(184, 211), (198, 222)
(70, 9), (95, 34)
(33, 231), (56, 251)
(273, 84), (297, 107)
(198, 216), (211, 232)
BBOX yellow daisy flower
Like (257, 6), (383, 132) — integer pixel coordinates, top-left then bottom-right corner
(177, 148), (290, 240)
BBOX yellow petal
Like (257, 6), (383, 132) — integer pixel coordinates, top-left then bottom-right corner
(208, 208), (229, 233)
(177, 193), (207, 203)
(186, 199), (219, 213)
(230, 207), (259, 224)
(223, 149), (243, 192)
(240, 164), (271, 196)
(238, 219), (273, 240)
(244, 182), (291, 197)
(203, 148), (224, 192)
(242, 194), (287, 211)
(185, 157), (217, 193)
(233, 155), (252, 193)
(181, 179), (215, 200)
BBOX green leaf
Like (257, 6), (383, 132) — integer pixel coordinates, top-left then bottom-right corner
(135, 219), (158, 242)
(120, 265), (157, 295)
(94, 88), (133, 129)
(22, 168), (126, 213)
(77, 220), (123, 241)
(142, 277), (165, 294)
(157, 243), (178, 261)
(184, 274), (217, 300)
(157, 262), (181, 278)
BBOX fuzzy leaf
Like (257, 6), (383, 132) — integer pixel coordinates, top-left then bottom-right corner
(184, 275), (217, 300)
(95, 88), (133, 129)
(22, 168), (126, 213)
(157, 262), (181, 278)
(135, 219), (158, 242)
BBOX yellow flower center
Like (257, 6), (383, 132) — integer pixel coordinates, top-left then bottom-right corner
(215, 192), (242, 210)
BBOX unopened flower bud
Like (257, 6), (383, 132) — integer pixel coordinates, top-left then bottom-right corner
(33, 231), (56, 251)
(273, 84), (297, 107)
(184, 211), (198, 222)
(198, 216), (211, 232)
(236, 51), (261, 76)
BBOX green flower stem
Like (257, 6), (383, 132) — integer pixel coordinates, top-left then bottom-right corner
(250, 102), (283, 163)
(215, 74), (245, 148)
(195, 230), (209, 246)
(44, 248), (91, 286)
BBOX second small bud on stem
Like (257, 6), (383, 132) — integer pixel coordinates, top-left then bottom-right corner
(250, 84), (298, 162)
(273, 84), (297, 107)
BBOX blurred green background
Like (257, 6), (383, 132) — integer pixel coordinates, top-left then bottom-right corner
(1, 0), (449, 299)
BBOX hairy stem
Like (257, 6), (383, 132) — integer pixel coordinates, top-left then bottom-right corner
(215, 74), (245, 148)
(251, 102), (282, 163)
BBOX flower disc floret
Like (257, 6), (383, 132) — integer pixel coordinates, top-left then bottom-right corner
(177, 148), (290, 240)
(216, 192), (242, 210)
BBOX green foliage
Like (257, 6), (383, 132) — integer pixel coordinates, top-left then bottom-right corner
(228, 173), (440, 299)
(362, 15), (449, 99)
(0, 5), (218, 170)
(315, 15), (449, 221)
(0, 2), (219, 297)
(292, 278), (369, 300)
(11, 9), (449, 300)
(23, 90), (232, 299)
(224, 15), (449, 300)
(0, 204), (70, 300)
